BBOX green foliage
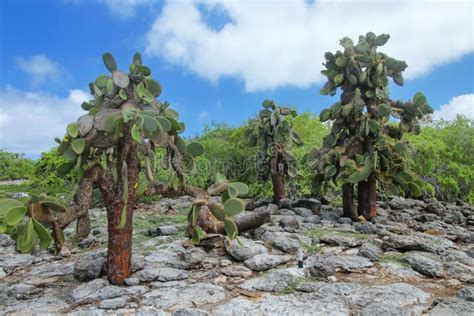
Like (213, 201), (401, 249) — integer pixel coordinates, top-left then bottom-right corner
(309, 32), (433, 197)
(150, 113), (328, 200)
(30, 148), (77, 186)
(0, 151), (35, 180)
(405, 116), (474, 203)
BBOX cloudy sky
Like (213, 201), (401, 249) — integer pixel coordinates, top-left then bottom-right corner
(0, 0), (473, 158)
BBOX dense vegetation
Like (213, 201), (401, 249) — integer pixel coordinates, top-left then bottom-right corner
(1, 115), (472, 205)
(0, 151), (35, 180)
(405, 116), (474, 204)
(0, 33), (472, 286)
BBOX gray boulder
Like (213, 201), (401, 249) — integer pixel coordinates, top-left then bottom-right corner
(157, 225), (179, 236)
(214, 293), (349, 315)
(99, 296), (128, 309)
(358, 242), (382, 261)
(279, 217), (300, 229)
(350, 283), (432, 315)
(403, 251), (444, 277)
(73, 250), (106, 281)
(457, 286), (474, 302)
(430, 298), (474, 316)
(134, 267), (189, 282)
(320, 235), (361, 247)
(244, 254), (292, 271)
(239, 267), (305, 292)
(224, 237), (267, 261)
(383, 232), (454, 254)
(308, 254), (373, 276)
(221, 265), (253, 278)
(142, 283), (225, 310)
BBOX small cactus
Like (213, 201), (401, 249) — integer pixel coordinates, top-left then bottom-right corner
(0, 195), (65, 253)
(188, 173), (248, 244)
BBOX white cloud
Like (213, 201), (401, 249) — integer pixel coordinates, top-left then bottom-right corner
(145, 0), (474, 91)
(433, 94), (474, 121)
(0, 86), (89, 156)
(15, 55), (68, 87)
(197, 111), (209, 122)
(100, 0), (156, 18)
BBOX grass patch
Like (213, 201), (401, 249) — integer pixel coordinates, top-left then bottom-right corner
(303, 228), (375, 241)
(379, 254), (411, 268)
(132, 212), (188, 245)
(138, 194), (164, 204)
(300, 241), (321, 255)
(0, 182), (75, 205)
(281, 276), (320, 295)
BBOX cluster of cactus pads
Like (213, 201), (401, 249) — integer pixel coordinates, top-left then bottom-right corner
(247, 100), (303, 179)
(51, 52), (206, 283)
(56, 52), (203, 197)
(188, 173), (249, 244)
(0, 196), (66, 253)
(306, 32), (433, 217)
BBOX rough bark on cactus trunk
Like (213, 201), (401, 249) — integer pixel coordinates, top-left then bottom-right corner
(106, 223), (133, 284)
(357, 176), (377, 219)
(342, 183), (358, 220)
(270, 157), (286, 204)
(76, 214), (91, 239)
(104, 124), (139, 285)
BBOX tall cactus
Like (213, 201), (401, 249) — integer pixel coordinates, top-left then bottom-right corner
(307, 32), (433, 220)
(55, 52), (201, 284)
(246, 100), (303, 205)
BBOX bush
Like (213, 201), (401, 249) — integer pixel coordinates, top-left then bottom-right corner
(30, 148), (77, 186)
(405, 116), (474, 203)
(150, 112), (329, 199)
(0, 151), (35, 180)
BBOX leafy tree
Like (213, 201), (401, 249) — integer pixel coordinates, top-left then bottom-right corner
(308, 32), (433, 220)
(246, 100), (303, 204)
(406, 116), (474, 203)
(0, 151), (35, 180)
(30, 148), (76, 186)
(52, 52), (202, 284)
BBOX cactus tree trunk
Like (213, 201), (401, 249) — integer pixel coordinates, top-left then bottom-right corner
(270, 157), (287, 204)
(357, 175), (377, 220)
(106, 214), (133, 284)
(104, 125), (139, 285)
(342, 183), (358, 220)
(357, 116), (377, 220)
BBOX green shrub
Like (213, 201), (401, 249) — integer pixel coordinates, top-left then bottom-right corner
(30, 148), (77, 186)
(0, 151), (35, 180)
(405, 116), (474, 203)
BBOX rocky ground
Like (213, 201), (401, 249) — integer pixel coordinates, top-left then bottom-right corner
(1, 196), (473, 315)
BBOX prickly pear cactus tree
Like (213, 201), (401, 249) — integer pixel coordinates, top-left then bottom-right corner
(187, 172), (249, 244)
(308, 32), (433, 220)
(246, 100), (303, 204)
(54, 52), (201, 284)
(0, 195), (66, 253)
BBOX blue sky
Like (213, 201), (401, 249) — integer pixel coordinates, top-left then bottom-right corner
(0, 0), (473, 158)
